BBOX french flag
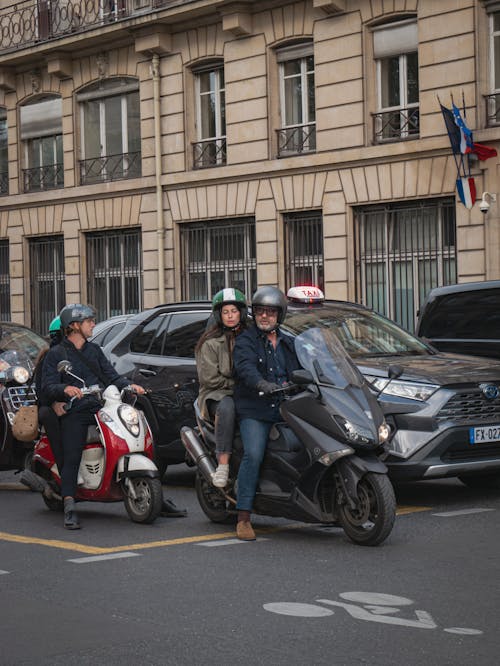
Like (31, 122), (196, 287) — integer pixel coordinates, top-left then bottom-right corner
(456, 177), (476, 210)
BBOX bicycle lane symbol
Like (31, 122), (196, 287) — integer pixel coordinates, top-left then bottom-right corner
(264, 592), (483, 635)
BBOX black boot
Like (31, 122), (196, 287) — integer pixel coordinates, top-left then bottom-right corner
(160, 497), (187, 518)
(64, 497), (80, 530)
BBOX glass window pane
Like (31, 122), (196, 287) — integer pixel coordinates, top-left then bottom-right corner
(407, 52), (419, 104)
(127, 91), (141, 154)
(200, 92), (216, 138)
(83, 100), (101, 157)
(104, 96), (123, 155)
(380, 57), (400, 108)
(284, 76), (302, 125)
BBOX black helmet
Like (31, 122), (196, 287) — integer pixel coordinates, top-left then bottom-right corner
(251, 286), (288, 325)
(59, 304), (96, 329)
(212, 288), (248, 326)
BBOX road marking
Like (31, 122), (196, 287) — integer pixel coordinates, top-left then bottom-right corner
(0, 569), (10, 575)
(68, 552), (141, 564)
(198, 537), (270, 546)
(0, 506), (431, 554)
(0, 483), (29, 491)
(432, 508), (494, 517)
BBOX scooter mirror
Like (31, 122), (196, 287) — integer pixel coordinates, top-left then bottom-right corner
(291, 368), (314, 385)
(57, 360), (72, 374)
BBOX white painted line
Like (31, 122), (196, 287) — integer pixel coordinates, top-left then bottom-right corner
(432, 508), (494, 517)
(198, 538), (269, 547)
(0, 570), (10, 575)
(68, 551), (141, 564)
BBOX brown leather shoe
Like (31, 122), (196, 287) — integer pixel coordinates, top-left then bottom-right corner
(237, 520), (256, 541)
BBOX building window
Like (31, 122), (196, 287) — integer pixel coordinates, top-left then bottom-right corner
(487, 12), (500, 125)
(354, 199), (456, 332)
(181, 218), (257, 300)
(78, 77), (141, 184)
(372, 19), (419, 142)
(0, 109), (7, 195)
(284, 211), (324, 291)
(86, 229), (142, 321)
(277, 42), (316, 157)
(20, 97), (63, 192)
(29, 236), (65, 334)
(0, 240), (10, 319)
(193, 64), (226, 169)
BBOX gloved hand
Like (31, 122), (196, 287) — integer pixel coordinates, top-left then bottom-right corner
(256, 379), (281, 395)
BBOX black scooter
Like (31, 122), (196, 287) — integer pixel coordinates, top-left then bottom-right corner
(181, 327), (397, 546)
(0, 350), (37, 472)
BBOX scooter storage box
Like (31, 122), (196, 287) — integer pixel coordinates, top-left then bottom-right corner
(79, 444), (105, 489)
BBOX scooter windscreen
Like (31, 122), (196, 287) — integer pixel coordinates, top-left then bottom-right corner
(0, 350), (34, 380)
(295, 327), (366, 389)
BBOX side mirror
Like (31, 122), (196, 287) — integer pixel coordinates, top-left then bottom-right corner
(387, 364), (403, 380)
(57, 360), (72, 374)
(291, 368), (314, 385)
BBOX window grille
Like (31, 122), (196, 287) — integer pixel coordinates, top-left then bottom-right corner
(354, 199), (456, 331)
(181, 218), (257, 300)
(29, 236), (65, 334)
(86, 229), (142, 322)
(0, 240), (10, 319)
(284, 211), (324, 291)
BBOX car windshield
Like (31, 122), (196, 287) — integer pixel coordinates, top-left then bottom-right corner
(283, 304), (430, 358)
(0, 323), (46, 362)
(295, 328), (365, 388)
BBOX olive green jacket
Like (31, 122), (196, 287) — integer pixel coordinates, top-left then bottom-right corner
(195, 332), (234, 420)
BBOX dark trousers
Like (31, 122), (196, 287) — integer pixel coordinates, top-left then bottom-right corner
(38, 405), (64, 474)
(60, 409), (97, 498)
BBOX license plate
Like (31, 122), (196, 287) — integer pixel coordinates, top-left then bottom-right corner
(469, 425), (500, 444)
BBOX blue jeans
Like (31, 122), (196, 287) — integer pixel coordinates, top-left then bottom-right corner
(236, 418), (273, 512)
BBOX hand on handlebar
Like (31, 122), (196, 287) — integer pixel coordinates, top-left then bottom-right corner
(256, 380), (281, 396)
(64, 385), (83, 400)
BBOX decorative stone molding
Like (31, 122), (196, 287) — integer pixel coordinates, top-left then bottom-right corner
(31, 69), (41, 93)
(47, 53), (73, 80)
(134, 25), (172, 55)
(220, 3), (252, 37)
(313, 0), (346, 14)
(96, 53), (108, 79)
(481, 0), (500, 13)
(0, 67), (15, 92)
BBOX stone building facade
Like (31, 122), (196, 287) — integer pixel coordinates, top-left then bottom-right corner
(0, 0), (499, 333)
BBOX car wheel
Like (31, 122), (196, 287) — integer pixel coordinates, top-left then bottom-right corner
(458, 473), (500, 490)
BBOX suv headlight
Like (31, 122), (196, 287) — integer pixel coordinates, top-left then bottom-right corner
(370, 378), (438, 402)
(118, 404), (140, 437)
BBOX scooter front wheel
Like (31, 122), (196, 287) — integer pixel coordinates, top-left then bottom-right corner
(123, 477), (163, 524)
(338, 472), (395, 546)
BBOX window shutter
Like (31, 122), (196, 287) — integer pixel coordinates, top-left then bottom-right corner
(373, 20), (417, 58)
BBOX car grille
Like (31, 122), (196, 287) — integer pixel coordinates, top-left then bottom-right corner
(442, 443), (500, 462)
(436, 389), (500, 424)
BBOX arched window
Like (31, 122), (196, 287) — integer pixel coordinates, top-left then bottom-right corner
(77, 77), (141, 184)
(192, 60), (226, 168)
(20, 96), (63, 192)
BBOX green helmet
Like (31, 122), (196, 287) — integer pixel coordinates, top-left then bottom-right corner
(212, 288), (247, 326)
(49, 316), (61, 334)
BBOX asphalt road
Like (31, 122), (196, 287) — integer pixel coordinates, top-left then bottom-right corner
(1, 466), (499, 665)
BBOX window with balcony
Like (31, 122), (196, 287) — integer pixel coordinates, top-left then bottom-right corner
(86, 229), (142, 321)
(487, 12), (500, 125)
(193, 63), (226, 169)
(78, 78), (141, 184)
(277, 42), (316, 157)
(0, 240), (10, 319)
(0, 109), (7, 195)
(284, 211), (324, 291)
(20, 97), (63, 192)
(181, 218), (256, 299)
(372, 19), (419, 142)
(354, 199), (456, 331)
(29, 236), (65, 334)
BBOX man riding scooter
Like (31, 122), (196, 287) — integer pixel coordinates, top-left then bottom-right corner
(39, 304), (186, 529)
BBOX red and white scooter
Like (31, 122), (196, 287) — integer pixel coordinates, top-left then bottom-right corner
(25, 360), (163, 524)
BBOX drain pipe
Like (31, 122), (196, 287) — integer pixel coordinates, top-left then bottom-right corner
(152, 53), (165, 304)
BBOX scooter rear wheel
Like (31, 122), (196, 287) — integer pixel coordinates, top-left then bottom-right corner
(338, 472), (395, 546)
(123, 477), (163, 523)
(195, 473), (236, 524)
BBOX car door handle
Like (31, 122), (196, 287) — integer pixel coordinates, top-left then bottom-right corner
(139, 368), (157, 377)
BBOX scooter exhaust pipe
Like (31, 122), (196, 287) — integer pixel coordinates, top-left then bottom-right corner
(180, 426), (216, 484)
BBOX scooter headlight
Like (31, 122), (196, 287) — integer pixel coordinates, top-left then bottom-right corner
(118, 404), (140, 437)
(11, 365), (30, 384)
(378, 422), (391, 444)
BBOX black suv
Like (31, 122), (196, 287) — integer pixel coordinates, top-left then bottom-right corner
(416, 280), (500, 359)
(100, 293), (500, 488)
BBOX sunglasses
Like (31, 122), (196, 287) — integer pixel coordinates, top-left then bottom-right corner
(253, 306), (279, 317)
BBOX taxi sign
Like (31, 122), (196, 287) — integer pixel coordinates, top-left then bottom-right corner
(287, 286), (325, 303)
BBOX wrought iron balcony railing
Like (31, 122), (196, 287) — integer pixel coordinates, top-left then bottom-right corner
(193, 138), (227, 169)
(276, 123), (316, 157)
(0, 171), (8, 195)
(0, 0), (173, 54)
(373, 106), (420, 143)
(485, 93), (500, 127)
(23, 163), (63, 192)
(79, 151), (141, 184)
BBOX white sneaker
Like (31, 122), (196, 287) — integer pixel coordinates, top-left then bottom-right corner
(212, 464), (229, 488)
